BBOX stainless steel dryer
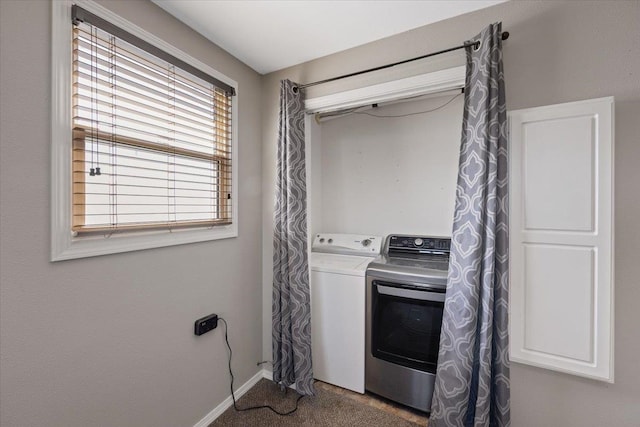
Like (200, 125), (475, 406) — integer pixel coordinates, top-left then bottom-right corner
(365, 234), (451, 412)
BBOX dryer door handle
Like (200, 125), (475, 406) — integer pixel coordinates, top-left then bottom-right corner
(376, 285), (445, 303)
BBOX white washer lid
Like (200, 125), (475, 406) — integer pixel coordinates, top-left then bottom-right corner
(310, 253), (375, 276)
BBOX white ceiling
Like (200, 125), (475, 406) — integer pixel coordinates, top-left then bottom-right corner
(151, 1), (506, 74)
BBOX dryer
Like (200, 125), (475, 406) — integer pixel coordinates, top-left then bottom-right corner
(310, 233), (383, 393)
(365, 234), (451, 412)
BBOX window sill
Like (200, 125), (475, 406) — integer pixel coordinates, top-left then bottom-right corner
(51, 223), (238, 261)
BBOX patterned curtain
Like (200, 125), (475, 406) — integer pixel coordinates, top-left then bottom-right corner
(429, 23), (510, 427)
(272, 79), (315, 396)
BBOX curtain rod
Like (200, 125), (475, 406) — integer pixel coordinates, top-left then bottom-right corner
(294, 31), (509, 92)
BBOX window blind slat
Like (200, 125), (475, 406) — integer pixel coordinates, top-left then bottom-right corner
(73, 103), (223, 149)
(72, 5), (236, 95)
(72, 115), (232, 156)
(73, 66), (218, 118)
(74, 33), (217, 98)
(71, 125), (232, 157)
(73, 84), (219, 133)
(72, 146), (228, 173)
(74, 43), (215, 106)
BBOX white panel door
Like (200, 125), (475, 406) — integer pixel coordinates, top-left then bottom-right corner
(509, 97), (614, 382)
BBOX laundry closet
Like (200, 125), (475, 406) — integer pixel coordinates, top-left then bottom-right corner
(304, 70), (467, 406)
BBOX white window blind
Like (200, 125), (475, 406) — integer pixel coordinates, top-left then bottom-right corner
(71, 7), (233, 234)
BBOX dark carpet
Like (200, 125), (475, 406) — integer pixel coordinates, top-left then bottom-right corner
(209, 379), (423, 426)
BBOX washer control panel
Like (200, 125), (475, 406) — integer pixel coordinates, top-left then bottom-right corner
(312, 233), (383, 255)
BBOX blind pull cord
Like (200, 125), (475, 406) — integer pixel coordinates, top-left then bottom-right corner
(89, 25), (101, 176)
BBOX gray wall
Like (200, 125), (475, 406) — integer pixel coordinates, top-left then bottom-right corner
(317, 95), (462, 237)
(0, 1), (263, 427)
(262, 1), (640, 425)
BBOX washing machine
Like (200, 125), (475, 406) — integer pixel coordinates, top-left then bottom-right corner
(309, 233), (383, 393)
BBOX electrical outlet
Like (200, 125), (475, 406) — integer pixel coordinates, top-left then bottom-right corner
(194, 313), (218, 336)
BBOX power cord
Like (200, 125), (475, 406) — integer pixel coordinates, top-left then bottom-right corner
(314, 90), (462, 122)
(218, 317), (305, 416)
(353, 92), (462, 118)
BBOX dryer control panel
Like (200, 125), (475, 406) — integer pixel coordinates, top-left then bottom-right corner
(386, 235), (451, 256)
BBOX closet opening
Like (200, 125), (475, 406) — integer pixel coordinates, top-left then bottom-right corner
(304, 66), (466, 241)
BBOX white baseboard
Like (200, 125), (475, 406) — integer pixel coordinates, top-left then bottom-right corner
(193, 369), (272, 427)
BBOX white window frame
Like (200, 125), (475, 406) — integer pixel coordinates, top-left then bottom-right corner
(51, 0), (238, 261)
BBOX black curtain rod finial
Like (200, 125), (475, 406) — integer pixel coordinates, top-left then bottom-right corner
(502, 31), (510, 41)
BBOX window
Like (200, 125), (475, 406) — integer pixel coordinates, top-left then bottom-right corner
(51, 1), (238, 261)
(71, 5), (234, 233)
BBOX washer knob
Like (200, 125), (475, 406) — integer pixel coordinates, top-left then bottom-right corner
(319, 238), (325, 243)
(328, 238), (333, 244)
(362, 239), (371, 247)
(414, 238), (424, 247)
